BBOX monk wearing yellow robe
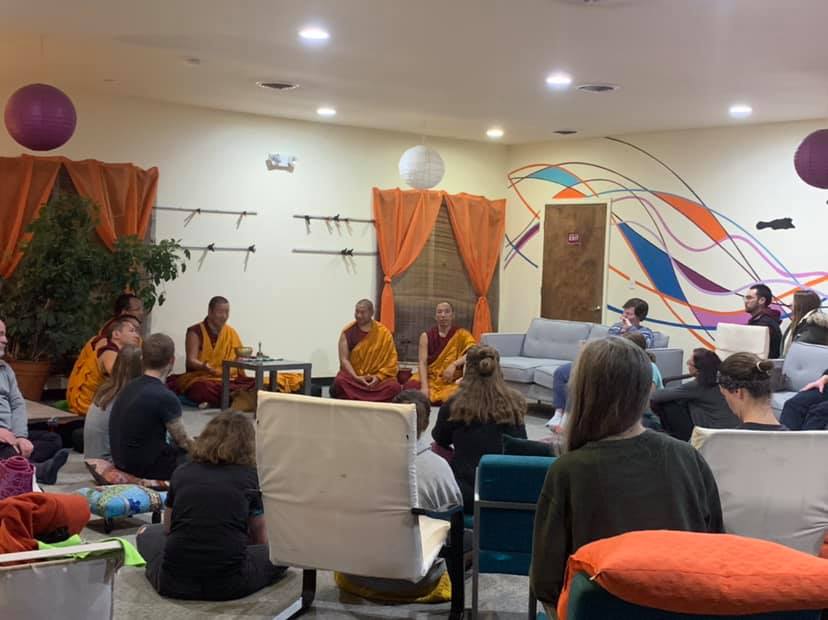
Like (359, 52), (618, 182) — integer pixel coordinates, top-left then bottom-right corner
(67, 316), (141, 415)
(172, 296), (303, 408)
(330, 299), (402, 402)
(407, 302), (476, 404)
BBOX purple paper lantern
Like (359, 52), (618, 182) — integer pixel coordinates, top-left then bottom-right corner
(794, 129), (828, 189)
(4, 83), (77, 151)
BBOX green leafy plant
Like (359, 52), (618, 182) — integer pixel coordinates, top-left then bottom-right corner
(0, 192), (189, 362)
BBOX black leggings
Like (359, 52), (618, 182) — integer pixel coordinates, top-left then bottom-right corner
(0, 430), (63, 462)
(136, 524), (287, 601)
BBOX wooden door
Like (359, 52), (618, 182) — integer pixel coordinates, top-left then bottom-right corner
(541, 203), (607, 322)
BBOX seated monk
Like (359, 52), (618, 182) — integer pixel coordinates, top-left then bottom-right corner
(406, 302), (475, 404)
(172, 296), (302, 408)
(67, 316), (141, 415)
(330, 299), (402, 402)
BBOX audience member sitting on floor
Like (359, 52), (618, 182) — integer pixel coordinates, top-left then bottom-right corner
(781, 289), (828, 353)
(136, 411), (287, 601)
(330, 299), (401, 402)
(405, 302), (476, 405)
(432, 345), (527, 513)
(651, 348), (739, 441)
(780, 370), (828, 431)
(622, 332), (664, 432)
(744, 283), (783, 358)
(0, 319), (70, 485)
(67, 315), (141, 415)
(336, 390), (464, 601)
(110, 334), (192, 480)
(170, 296), (301, 409)
(530, 336), (724, 614)
(718, 352), (787, 430)
(84, 344), (143, 461)
(547, 297), (655, 429)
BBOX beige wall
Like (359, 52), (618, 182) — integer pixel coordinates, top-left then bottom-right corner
(502, 120), (828, 358)
(0, 87), (508, 376)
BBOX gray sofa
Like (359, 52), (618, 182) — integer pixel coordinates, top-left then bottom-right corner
(481, 318), (684, 404)
(770, 341), (828, 418)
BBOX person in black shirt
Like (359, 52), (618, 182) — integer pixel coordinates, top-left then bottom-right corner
(136, 410), (286, 600)
(109, 333), (192, 480)
(530, 337), (723, 615)
(432, 345), (527, 513)
(744, 284), (783, 358)
(718, 352), (788, 430)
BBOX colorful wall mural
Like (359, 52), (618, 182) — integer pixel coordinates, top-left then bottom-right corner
(504, 136), (827, 349)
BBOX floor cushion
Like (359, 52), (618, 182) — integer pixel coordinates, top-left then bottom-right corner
(84, 459), (169, 491)
(76, 484), (167, 521)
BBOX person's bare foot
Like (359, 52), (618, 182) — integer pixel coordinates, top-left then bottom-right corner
(197, 401), (210, 409)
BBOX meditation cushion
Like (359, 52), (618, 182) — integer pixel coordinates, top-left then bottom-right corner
(0, 455), (36, 499)
(76, 484), (167, 521)
(558, 530), (828, 620)
(84, 459), (169, 491)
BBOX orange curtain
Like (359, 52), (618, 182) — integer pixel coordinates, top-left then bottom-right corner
(372, 188), (443, 332)
(63, 159), (159, 249)
(0, 155), (61, 278)
(445, 193), (507, 340)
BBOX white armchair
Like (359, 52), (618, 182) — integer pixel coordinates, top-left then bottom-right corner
(715, 323), (770, 360)
(256, 391), (465, 619)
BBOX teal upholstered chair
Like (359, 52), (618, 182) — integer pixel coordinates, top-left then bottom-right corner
(565, 572), (820, 620)
(471, 454), (555, 619)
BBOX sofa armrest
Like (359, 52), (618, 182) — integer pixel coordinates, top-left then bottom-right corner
(480, 332), (525, 357)
(650, 347), (684, 384)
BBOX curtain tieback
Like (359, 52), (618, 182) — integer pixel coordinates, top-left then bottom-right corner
(383, 276), (393, 284)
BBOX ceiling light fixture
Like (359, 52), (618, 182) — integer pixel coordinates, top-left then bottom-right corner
(256, 81), (299, 91)
(729, 103), (752, 119)
(577, 83), (619, 93)
(316, 106), (337, 117)
(545, 72), (573, 89)
(486, 127), (504, 139)
(299, 26), (330, 41)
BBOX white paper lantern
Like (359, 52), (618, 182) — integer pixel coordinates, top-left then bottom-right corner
(398, 145), (445, 189)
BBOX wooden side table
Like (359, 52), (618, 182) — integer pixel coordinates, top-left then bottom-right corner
(221, 359), (312, 410)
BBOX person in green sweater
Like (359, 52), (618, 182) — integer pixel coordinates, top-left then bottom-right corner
(530, 337), (724, 616)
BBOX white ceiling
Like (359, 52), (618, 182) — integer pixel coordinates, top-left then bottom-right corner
(1, 0), (827, 144)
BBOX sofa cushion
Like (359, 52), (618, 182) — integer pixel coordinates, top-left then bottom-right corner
(783, 342), (828, 391)
(523, 319), (591, 361)
(500, 356), (563, 383)
(651, 331), (669, 347)
(587, 324), (609, 341)
(534, 362), (572, 390)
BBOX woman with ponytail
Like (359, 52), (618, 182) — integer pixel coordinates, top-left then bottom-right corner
(431, 345), (527, 512)
(718, 352), (788, 431)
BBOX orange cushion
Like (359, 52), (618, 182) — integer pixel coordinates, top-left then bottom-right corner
(558, 530), (828, 620)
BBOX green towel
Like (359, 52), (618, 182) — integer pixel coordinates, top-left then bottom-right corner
(37, 535), (145, 567)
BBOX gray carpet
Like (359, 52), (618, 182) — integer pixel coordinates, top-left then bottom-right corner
(43, 402), (554, 619)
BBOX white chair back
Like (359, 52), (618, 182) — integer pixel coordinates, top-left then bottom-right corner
(256, 391), (447, 582)
(691, 427), (828, 555)
(715, 323), (770, 359)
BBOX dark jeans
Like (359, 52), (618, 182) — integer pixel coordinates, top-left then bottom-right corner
(552, 363), (572, 410)
(780, 388), (828, 430)
(0, 430), (63, 462)
(136, 523), (287, 601)
(651, 400), (695, 441)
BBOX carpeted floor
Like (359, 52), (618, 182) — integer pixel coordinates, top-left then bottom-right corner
(42, 401), (554, 619)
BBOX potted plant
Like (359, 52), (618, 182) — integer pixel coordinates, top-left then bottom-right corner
(0, 192), (189, 399)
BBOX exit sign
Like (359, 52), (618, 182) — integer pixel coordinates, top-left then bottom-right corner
(567, 232), (581, 245)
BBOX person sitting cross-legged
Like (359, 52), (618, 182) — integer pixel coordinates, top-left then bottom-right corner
(530, 337), (724, 616)
(330, 299), (402, 402)
(136, 411), (287, 601)
(109, 334), (192, 481)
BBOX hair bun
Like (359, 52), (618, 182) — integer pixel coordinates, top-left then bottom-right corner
(478, 356), (496, 376)
(756, 359), (774, 375)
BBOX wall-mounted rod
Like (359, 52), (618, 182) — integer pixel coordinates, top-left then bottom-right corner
(183, 243), (256, 253)
(157, 206), (258, 216)
(293, 214), (375, 224)
(292, 248), (377, 256)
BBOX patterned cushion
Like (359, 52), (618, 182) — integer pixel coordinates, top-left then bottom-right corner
(84, 459), (169, 491)
(76, 484), (167, 519)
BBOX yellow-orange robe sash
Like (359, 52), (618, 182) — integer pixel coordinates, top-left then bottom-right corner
(413, 328), (476, 403)
(66, 339), (106, 415)
(347, 320), (398, 381)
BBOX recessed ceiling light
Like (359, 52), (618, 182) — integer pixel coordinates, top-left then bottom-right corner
(316, 106), (336, 117)
(299, 26), (330, 41)
(545, 72), (573, 89)
(256, 81), (299, 91)
(486, 127), (504, 139)
(729, 103), (752, 119)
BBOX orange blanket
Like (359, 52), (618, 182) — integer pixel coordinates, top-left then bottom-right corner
(0, 493), (90, 553)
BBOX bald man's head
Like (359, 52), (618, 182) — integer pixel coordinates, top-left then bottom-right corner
(354, 299), (375, 326)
